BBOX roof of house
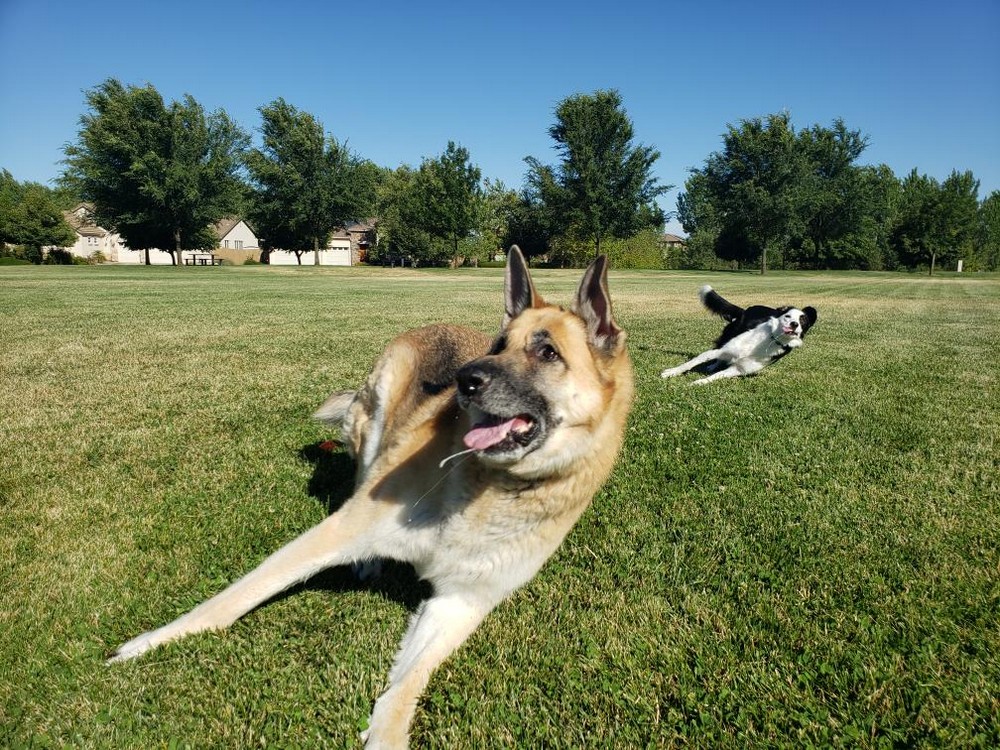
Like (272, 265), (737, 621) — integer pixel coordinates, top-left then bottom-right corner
(212, 216), (246, 239)
(63, 203), (106, 237)
(662, 233), (687, 244)
(345, 218), (377, 233)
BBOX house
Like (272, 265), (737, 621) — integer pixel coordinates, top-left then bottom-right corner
(212, 217), (260, 264)
(345, 218), (377, 264)
(660, 232), (687, 250)
(268, 218), (377, 266)
(56, 203), (129, 262)
(57, 207), (261, 265)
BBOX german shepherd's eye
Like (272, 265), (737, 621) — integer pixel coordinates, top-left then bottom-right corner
(536, 343), (561, 362)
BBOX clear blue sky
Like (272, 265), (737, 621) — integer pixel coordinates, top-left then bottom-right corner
(2, 0), (997, 235)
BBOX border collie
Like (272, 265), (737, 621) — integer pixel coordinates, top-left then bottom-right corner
(661, 285), (817, 385)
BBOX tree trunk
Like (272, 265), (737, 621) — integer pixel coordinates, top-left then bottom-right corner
(760, 246), (768, 275)
(144, 248), (150, 265)
(313, 236), (320, 266)
(173, 228), (182, 266)
(929, 251), (936, 276)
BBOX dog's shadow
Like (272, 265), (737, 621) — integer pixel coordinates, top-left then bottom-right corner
(292, 442), (432, 611)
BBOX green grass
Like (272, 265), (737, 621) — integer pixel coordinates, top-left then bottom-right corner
(2, 264), (998, 749)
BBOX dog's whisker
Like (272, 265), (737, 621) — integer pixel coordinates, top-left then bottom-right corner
(438, 448), (477, 469)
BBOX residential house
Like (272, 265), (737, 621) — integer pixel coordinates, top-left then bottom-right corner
(55, 203), (129, 262)
(212, 217), (260, 264)
(661, 232), (687, 250)
(268, 218), (377, 266)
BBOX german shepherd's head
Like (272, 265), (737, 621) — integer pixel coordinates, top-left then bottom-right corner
(456, 247), (634, 479)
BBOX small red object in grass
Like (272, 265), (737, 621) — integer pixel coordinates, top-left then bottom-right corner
(319, 440), (343, 453)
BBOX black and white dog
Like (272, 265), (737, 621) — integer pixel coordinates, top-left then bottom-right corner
(661, 285), (817, 385)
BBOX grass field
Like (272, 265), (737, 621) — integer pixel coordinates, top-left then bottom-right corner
(2, 263), (998, 749)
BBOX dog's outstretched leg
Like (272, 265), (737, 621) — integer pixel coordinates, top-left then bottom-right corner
(109, 504), (378, 663)
(661, 348), (720, 379)
(362, 592), (492, 749)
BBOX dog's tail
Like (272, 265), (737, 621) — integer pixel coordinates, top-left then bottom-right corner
(699, 285), (744, 323)
(312, 390), (355, 425)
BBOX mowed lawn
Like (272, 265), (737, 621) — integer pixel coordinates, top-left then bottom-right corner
(1, 263), (998, 749)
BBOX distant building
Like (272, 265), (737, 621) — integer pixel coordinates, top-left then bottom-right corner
(660, 232), (687, 250)
(269, 218), (377, 266)
(212, 217), (260, 264)
(55, 203), (129, 262)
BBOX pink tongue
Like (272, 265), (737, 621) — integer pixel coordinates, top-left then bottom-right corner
(464, 416), (530, 450)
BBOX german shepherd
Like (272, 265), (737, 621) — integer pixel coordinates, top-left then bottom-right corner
(109, 247), (634, 749)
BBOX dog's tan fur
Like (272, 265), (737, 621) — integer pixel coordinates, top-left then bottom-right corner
(110, 247), (633, 748)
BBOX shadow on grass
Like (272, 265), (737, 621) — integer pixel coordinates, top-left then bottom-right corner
(294, 441), (432, 612)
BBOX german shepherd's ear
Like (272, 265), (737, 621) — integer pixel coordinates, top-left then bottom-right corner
(502, 245), (543, 329)
(574, 254), (624, 354)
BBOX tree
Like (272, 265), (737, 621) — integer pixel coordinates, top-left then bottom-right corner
(62, 79), (248, 265)
(245, 99), (374, 265)
(937, 170), (980, 271)
(0, 170), (76, 263)
(504, 191), (553, 264)
(526, 89), (668, 257)
(694, 113), (804, 274)
(892, 169), (979, 274)
(470, 178), (519, 264)
(793, 119), (870, 267)
(404, 141), (482, 265)
(976, 191), (1000, 271)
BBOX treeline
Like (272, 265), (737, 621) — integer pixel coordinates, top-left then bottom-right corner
(678, 113), (999, 273)
(1, 80), (997, 272)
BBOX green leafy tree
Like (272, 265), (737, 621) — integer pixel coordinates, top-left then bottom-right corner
(504, 190), (553, 264)
(62, 78), (248, 265)
(0, 170), (76, 263)
(472, 178), (519, 264)
(693, 112), (804, 274)
(0, 169), (20, 248)
(368, 165), (417, 264)
(976, 190), (1000, 271)
(246, 99), (373, 265)
(404, 141), (482, 266)
(526, 89), (668, 258)
(793, 119), (870, 267)
(937, 170), (980, 272)
(892, 169), (979, 274)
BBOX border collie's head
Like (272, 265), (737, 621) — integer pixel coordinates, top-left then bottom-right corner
(773, 306), (818, 342)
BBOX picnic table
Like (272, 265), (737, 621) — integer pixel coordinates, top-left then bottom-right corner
(185, 253), (223, 266)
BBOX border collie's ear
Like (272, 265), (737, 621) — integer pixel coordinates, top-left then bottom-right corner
(803, 306), (818, 331)
(502, 245), (543, 329)
(574, 254), (624, 353)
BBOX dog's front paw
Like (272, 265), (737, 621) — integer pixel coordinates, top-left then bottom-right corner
(107, 630), (157, 664)
(660, 367), (682, 379)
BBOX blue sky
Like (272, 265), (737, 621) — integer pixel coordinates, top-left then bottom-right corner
(1, 0), (997, 235)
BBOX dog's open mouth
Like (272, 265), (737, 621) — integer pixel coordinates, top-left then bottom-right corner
(782, 326), (799, 336)
(464, 412), (538, 452)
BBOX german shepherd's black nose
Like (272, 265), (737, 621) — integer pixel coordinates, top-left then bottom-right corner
(456, 363), (490, 397)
